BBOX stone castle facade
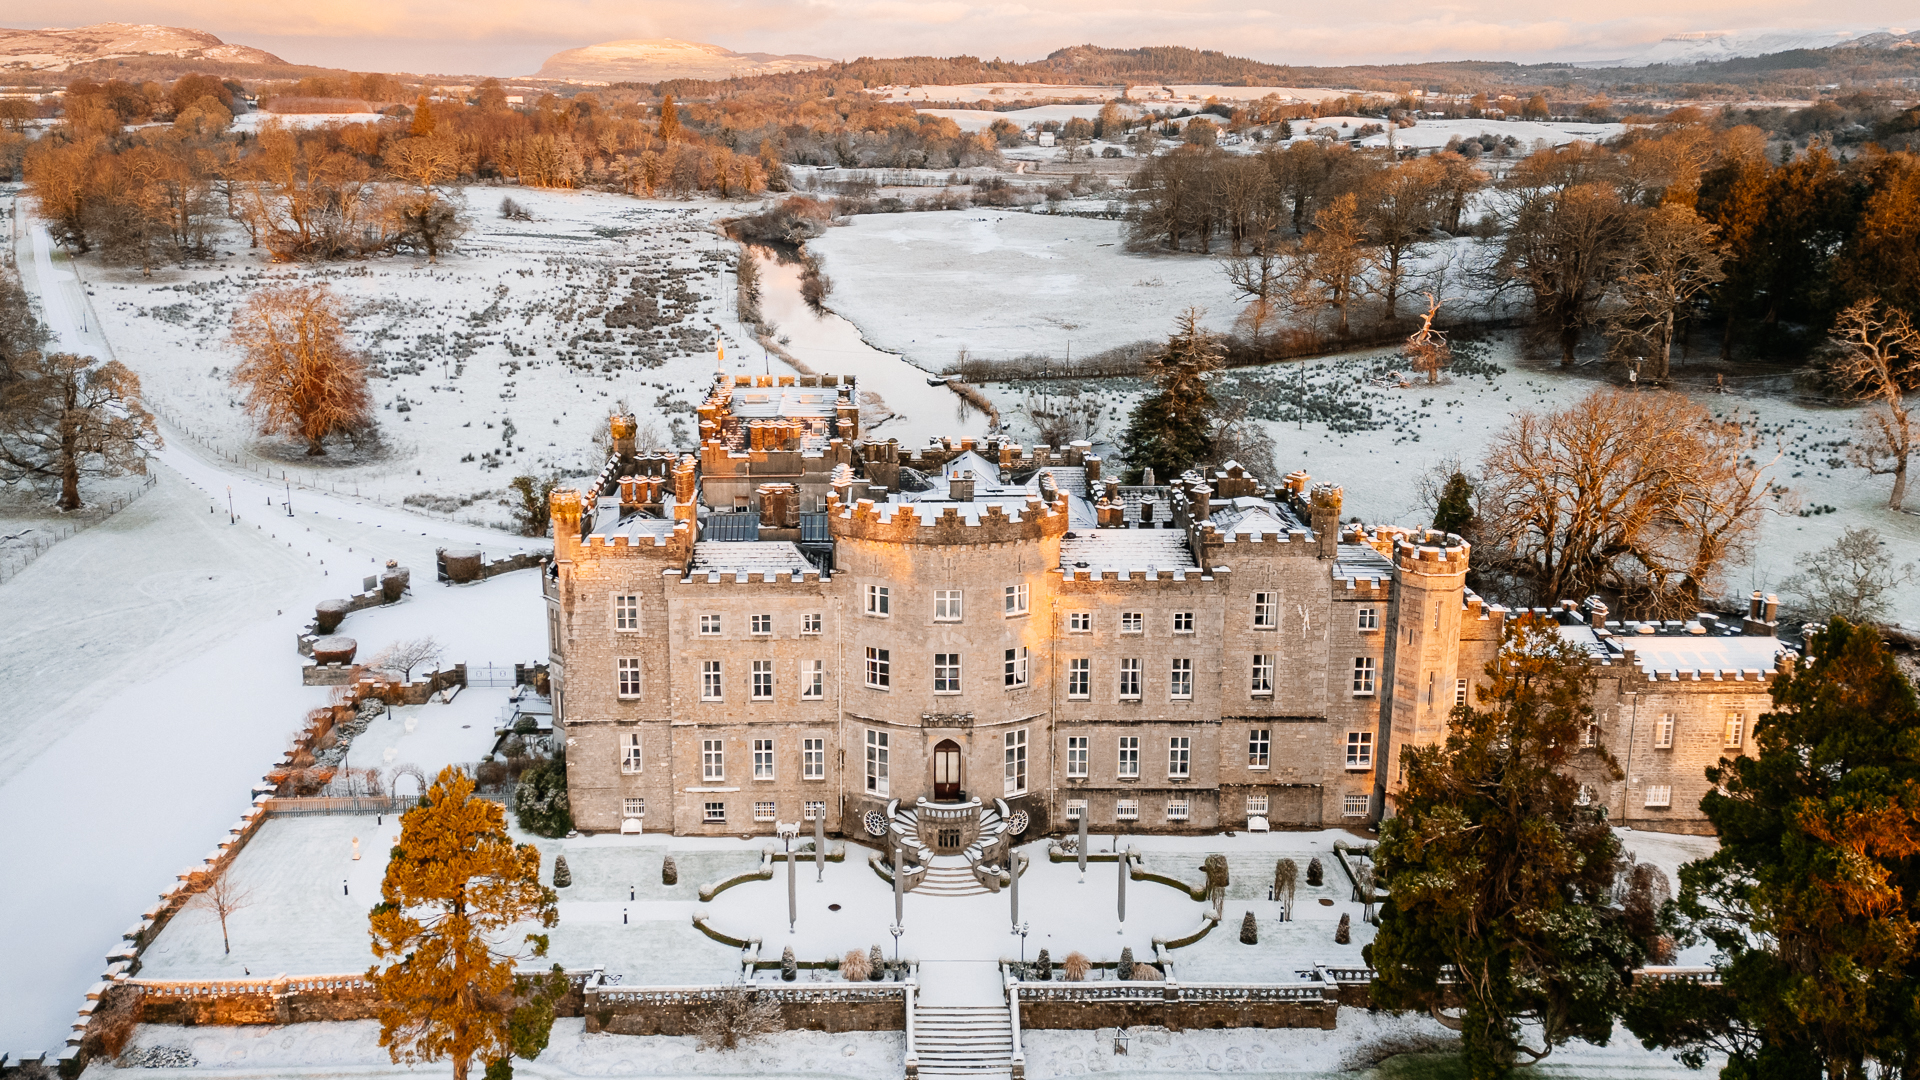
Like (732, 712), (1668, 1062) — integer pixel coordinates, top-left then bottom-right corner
(543, 373), (1792, 844)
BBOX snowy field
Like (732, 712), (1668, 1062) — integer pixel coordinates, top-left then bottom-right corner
(1297, 116), (1627, 152)
(874, 84), (1125, 104)
(920, 105), (1137, 133)
(808, 210), (1920, 623)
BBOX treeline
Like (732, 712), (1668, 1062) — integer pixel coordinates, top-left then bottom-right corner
(1130, 120), (1920, 366)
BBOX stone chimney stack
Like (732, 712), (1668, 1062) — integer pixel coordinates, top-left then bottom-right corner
(1742, 591), (1779, 637)
(1309, 483), (1343, 559)
(948, 471), (976, 502)
(610, 414), (637, 461)
(672, 455), (698, 522)
(549, 488), (584, 562)
(1188, 482), (1212, 522)
(619, 475), (640, 511)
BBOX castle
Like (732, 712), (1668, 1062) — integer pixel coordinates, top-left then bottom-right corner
(542, 372), (1792, 860)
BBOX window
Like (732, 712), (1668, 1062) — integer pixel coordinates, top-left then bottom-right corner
(1118, 658), (1141, 699)
(1004, 729), (1028, 795)
(1169, 658), (1193, 700)
(1357, 606), (1379, 631)
(1117, 737), (1140, 778)
(1166, 798), (1190, 821)
(1067, 658), (1090, 699)
(547, 609), (561, 653)
(1724, 713), (1745, 749)
(753, 738), (775, 780)
(1120, 611), (1143, 634)
(933, 653), (961, 694)
(865, 647), (891, 689)
(1645, 785), (1672, 808)
(623, 797), (645, 818)
(750, 613), (772, 635)
(701, 660), (722, 701)
(1346, 731), (1374, 769)
(802, 613), (822, 635)
(621, 733), (643, 773)
(1068, 611), (1092, 632)
(803, 738), (825, 779)
(865, 729), (889, 795)
(1066, 798), (1087, 820)
(1455, 679), (1468, 707)
(1253, 592), (1278, 629)
(1004, 647), (1030, 688)
(617, 658), (642, 699)
(752, 660), (774, 700)
(1427, 672), (1436, 704)
(1580, 723), (1598, 748)
(1654, 714), (1675, 749)
(1251, 654), (1273, 695)
(1246, 794), (1269, 816)
(864, 585), (890, 617)
(1003, 583), (1029, 616)
(1248, 728), (1270, 769)
(704, 801), (726, 822)
(615, 594), (639, 631)
(1167, 736), (1190, 778)
(699, 614), (721, 636)
(754, 800), (776, 822)
(935, 590), (963, 621)
(1352, 657), (1376, 696)
(1066, 736), (1088, 778)
(801, 660), (824, 700)
(702, 739), (725, 781)
(1116, 799), (1139, 821)
(1576, 784), (1593, 806)
(1172, 611), (1193, 633)
(804, 800), (825, 821)
(1343, 794), (1369, 817)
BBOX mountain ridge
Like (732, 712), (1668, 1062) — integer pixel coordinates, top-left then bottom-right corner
(532, 38), (832, 82)
(0, 22), (282, 70)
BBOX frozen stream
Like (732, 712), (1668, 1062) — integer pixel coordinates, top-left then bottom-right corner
(748, 246), (991, 439)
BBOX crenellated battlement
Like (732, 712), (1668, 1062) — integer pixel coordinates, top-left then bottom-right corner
(1394, 530), (1470, 575)
(672, 564), (828, 586)
(827, 491), (1071, 546)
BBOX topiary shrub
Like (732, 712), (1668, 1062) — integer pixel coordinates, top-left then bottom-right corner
(512, 755), (571, 838)
(1033, 948), (1051, 980)
(1240, 910), (1258, 944)
(781, 946), (797, 982)
(1307, 856), (1324, 887)
(1118, 946), (1134, 977)
(868, 944), (886, 980)
(552, 854), (571, 888)
(662, 855), (678, 885)
(1335, 912), (1351, 945)
(841, 948), (870, 982)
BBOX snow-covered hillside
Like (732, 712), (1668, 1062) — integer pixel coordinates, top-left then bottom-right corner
(1582, 27), (1906, 67)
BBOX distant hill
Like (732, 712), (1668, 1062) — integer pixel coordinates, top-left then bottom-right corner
(0, 22), (283, 71)
(1579, 27), (1917, 68)
(533, 38), (831, 82)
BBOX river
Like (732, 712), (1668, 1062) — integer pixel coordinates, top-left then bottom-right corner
(746, 245), (992, 440)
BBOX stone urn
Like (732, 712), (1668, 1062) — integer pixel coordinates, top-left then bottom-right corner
(441, 548), (485, 584)
(312, 636), (358, 665)
(314, 599), (351, 635)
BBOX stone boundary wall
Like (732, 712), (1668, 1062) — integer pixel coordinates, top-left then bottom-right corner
(1019, 997), (1336, 1031)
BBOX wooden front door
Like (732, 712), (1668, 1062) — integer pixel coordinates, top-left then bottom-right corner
(932, 739), (961, 802)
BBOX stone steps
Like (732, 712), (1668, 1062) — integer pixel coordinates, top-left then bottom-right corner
(914, 1004), (1013, 1077)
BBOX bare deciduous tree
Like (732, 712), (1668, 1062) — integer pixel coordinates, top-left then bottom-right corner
(1604, 203), (1725, 382)
(373, 636), (445, 682)
(229, 285), (374, 456)
(1830, 299), (1919, 510)
(1476, 388), (1776, 618)
(1402, 293), (1452, 384)
(194, 864), (253, 955)
(1778, 527), (1917, 626)
(1497, 181), (1634, 365)
(0, 352), (157, 510)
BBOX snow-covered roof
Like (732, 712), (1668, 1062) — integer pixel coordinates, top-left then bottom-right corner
(689, 540), (813, 575)
(850, 499), (1046, 527)
(1330, 543), (1393, 585)
(726, 387), (840, 419)
(1558, 624), (1792, 677)
(1059, 528), (1199, 576)
(1213, 498), (1304, 540)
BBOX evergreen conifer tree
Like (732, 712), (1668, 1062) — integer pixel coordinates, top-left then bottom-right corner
(1433, 472), (1475, 535)
(1119, 308), (1223, 483)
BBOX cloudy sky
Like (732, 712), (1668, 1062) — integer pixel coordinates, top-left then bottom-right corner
(27, 0), (1909, 76)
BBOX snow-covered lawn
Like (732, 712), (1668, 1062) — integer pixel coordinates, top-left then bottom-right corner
(1296, 116), (1627, 151)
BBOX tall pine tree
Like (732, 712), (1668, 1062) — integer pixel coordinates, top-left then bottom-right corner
(1120, 307), (1222, 483)
(1624, 619), (1920, 1080)
(369, 767), (565, 1080)
(1368, 616), (1650, 1080)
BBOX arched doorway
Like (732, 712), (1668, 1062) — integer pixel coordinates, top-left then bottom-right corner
(932, 739), (962, 802)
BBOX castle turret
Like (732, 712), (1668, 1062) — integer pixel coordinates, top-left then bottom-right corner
(1379, 530), (1470, 805)
(1309, 483), (1342, 559)
(550, 487), (584, 565)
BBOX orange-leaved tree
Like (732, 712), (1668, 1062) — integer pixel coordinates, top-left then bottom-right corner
(369, 766), (564, 1080)
(229, 284), (373, 456)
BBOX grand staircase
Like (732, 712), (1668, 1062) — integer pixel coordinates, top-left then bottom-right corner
(913, 855), (993, 897)
(887, 798), (1015, 894)
(914, 1004), (1014, 1077)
